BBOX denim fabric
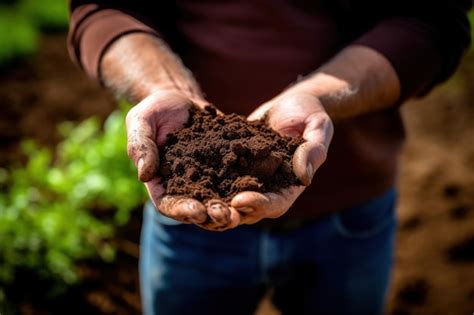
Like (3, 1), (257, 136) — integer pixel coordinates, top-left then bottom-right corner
(140, 188), (397, 315)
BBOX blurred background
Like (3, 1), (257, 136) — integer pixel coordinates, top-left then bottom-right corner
(0, 1), (473, 314)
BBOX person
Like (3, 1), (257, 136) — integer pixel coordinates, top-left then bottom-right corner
(68, 1), (471, 314)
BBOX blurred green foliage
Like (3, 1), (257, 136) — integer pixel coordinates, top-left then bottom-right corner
(0, 103), (146, 293)
(19, 0), (69, 30)
(469, 10), (474, 51)
(0, 0), (68, 66)
(0, 6), (38, 65)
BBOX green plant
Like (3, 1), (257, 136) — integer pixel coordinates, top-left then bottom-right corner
(0, 0), (68, 66)
(0, 103), (146, 293)
(0, 6), (38, 65)
(19, 0), (69, 31)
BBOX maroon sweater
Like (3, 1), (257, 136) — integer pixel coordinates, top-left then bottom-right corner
(68, 0), (471, 217)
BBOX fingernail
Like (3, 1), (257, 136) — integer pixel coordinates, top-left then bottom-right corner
(206, 200), (231, 224)
(188, 203), (207, 224)
(138, 158), (144, 170)
(306, 163), (313, 185)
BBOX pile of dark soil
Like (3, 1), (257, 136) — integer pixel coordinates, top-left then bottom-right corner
(158, 106), (303, 202)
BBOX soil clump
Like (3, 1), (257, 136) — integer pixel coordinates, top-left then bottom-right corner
(158, 106), (303, 202)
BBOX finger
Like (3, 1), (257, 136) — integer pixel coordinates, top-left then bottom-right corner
(247, 102), (273, 121)
(205, 199), (242, 230)
(192, 101), (224, 116)
(235, 206), (254, 213)
(240, 215), (264, 225)
(206, 199), (231, 226)
(231, 191), (290, 220)
(157, 195), (207, 224)
(221, 208), (241, 230)
(276, 185), (306, 206)
(146, 178), (206, 224)
(200, 207), (241, 231)
(144, 177), (166, 204)
(258, 186), (305, 219)
(293, 113), (333, 185)
(228, 207), (242, 228)
(231, 192), (269, 225)
(232, 186), (305, 220)
(126, 109), (159, 182)
(238, 209), (266, 225)
(231, 191), (270, 211)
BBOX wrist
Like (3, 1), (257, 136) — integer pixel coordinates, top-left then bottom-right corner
(278, 46), (400, 121)
(282, 73), (354, 117)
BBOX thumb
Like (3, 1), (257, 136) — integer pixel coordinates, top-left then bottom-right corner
(292, 112), (333, 186)
(126, 109), (159, 182)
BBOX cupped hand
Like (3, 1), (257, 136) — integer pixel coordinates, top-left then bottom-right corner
(126, 90), (241, 231)
(127, 91), (333, 231)
(230, 92), (334, 224)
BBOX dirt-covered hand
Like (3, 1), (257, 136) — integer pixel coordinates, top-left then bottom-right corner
(126, 91), (193, 182)
(126, 91), (241, 230)
(231, 92), (333, 224)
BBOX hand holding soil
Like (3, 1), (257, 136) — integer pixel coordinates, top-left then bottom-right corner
(127, 91), (333, 231)
(158, 105), (304, 230)
(237, 92), (334, 225)
(248, 92), (334, 186)
(125, 90), (210, 214)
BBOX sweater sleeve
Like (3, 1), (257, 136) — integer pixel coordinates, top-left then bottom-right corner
(67, 1), (166, 80)
(352, 1), (472, 100)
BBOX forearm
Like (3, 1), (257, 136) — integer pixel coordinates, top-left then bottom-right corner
(100, 33), (203, 103)
(291, 45), (401, 121)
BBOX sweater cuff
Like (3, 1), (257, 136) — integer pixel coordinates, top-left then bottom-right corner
(69, 6), (160, 80)
(353, 18), (443, 100)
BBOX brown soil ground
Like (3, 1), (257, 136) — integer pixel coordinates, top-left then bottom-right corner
(0, 35), (116, 167)
(0, 34), (473, 315)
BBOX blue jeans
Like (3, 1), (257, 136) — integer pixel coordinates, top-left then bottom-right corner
(140, 189), (397, 315)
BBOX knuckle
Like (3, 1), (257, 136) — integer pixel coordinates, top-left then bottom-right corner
(125, 106), (139, 124)
(316, 144), (328, 163)
(127, 143), (137, 159)
(282, 92), (317, 109)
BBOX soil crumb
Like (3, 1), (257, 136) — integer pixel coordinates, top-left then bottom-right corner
(396, 278), (429, 306)
(449, 205), (470, 220)
(446, 235), (474, 263)
(443, 183), (461, 199)
(158, 106), (303, 202)
(400, 216), (422, 231)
